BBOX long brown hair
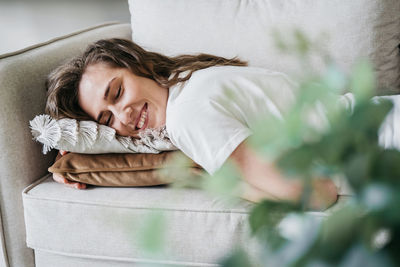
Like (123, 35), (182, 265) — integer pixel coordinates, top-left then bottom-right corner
(45, 38), (247, 120)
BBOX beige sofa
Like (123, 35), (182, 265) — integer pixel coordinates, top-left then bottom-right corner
(1, 0), (399, 266)
(0, 22), (350, 267)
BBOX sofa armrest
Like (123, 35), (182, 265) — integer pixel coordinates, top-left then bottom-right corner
(0, 22), (131, 267)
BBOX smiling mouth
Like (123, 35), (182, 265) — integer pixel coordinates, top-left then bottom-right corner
(135, 103), (148, 130)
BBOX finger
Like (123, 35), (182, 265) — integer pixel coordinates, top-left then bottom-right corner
(72, 182), (87, 189)
(53, 173), (86, 189)
(63, 178), (87, 189)
(76, 183), (87, 189)
(60, 150), (69, 156)
(64, 182), (87, 190)
(53, 173), (66, 184)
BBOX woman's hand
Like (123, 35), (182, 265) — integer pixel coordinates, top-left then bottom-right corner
(52, 150), (87, 189)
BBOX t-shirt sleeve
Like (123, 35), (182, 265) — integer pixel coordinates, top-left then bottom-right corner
(166, 100), (252, 175)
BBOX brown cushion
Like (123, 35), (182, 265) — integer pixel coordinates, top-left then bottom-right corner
(48, 151), (203, 187)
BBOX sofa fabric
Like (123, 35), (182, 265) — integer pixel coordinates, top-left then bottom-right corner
(128, 0), (400, 94)
(23, 175), (260, 266)
(23, 175), (350, 266)
(0, 22), (131, 267)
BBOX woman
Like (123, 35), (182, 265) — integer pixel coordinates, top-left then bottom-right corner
(46, 38), (338, 210)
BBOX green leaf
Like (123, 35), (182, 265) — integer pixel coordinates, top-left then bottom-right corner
(322, 63), (348, 93)
(296, 205), (362, 264)
(320, 206), (362, 255)
(297, 77), (328, 104)
(343, 152), (372, 192)
(248, 116), (287, 159)
(138, 211), (166, 254)
(276, 213), (323, 265)
(349, 99), (392, 145)
(249, 200), (300, 249)
(371, 149), (400, 184)
(361, 183), (393, 211)
(272, 29), (289, 52)
(350, 59), (376, 101)
(277, 145), (315, 176)
(338, 243), (395, 267)
(220, 247), (255, 267)
(202, 161), (241, 199)
(294, 29), (311, 56)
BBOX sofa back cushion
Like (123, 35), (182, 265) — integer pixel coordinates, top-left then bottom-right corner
(128, 0), (400, 94)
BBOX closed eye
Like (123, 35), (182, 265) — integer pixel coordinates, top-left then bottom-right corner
(105, 114), (113, 126)
(115, 85), (122, 99)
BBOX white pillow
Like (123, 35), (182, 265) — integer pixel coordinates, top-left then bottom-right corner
(29, 115), (176, 154)
(128, 0), (400, 93)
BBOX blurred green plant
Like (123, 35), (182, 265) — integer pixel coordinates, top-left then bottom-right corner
(130, 28), (400, 267)
(234, 29), (399, 267)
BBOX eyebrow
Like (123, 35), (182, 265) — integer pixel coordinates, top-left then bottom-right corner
(96, 77), (116, 122)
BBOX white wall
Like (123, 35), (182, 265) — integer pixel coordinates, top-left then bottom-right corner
(0, 0), (130, 54)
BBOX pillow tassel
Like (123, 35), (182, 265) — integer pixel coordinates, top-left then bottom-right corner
(116, 136), (132, 148)
(117, 135), (160, 153)
(98, 125), (116, 141)
(131, 137), (160, 153)
(29, 114), (61, 154)
(137, 126), (176, 151)
(79, 121), (98, 148)
(58, 118), (78, 147)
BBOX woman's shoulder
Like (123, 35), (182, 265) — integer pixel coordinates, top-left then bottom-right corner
(167, 66), (237, 105)
(167, 65), (292, 106)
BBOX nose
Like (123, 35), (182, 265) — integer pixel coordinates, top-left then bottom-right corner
(110, 105), (132, 126)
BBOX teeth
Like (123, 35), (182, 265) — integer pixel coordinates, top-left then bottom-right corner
(137, 110), (147, 129)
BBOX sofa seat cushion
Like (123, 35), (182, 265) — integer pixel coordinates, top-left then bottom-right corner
(22, 174), (350, 266)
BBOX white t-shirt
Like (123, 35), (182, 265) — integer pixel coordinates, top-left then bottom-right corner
(165, 66), (297, 175)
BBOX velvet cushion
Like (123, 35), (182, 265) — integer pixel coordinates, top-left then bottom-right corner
(48, 151), (203, 186)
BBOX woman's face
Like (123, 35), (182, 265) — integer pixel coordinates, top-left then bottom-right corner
(78, 62), (168, 137)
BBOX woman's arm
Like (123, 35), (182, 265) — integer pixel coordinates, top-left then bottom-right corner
(230, 140), (338, 210)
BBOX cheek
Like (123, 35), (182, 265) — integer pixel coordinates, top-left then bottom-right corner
(111, 122), (131, 137)
(124, 80), (142, 100)
(116, 128), (131, 137)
